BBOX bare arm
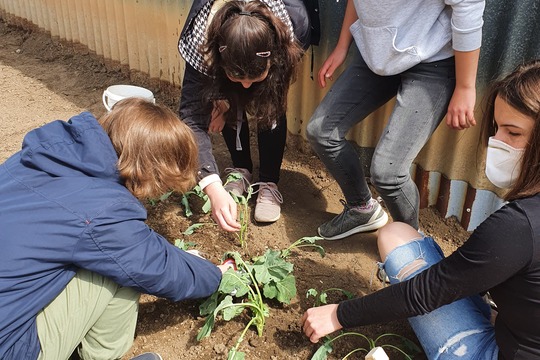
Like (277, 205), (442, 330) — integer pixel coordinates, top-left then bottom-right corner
(445, 50), (481, 130)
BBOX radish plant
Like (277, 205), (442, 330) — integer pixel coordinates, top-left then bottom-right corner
(281, 236), (325, 258)
(306, 287), (354, 307)
(311, 332), (421, 360)
(180, 185), (211, 217)
(197, 249), (297, 360)
(225, 172), (254, 248)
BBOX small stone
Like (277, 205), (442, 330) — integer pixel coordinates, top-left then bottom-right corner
(213, 343), (227, 354)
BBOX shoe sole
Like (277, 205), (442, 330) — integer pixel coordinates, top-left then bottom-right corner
(318, 211), (389, 240)
(255, 213), (280, 223)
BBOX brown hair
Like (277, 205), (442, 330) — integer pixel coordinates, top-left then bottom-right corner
(203, 0), (303, 128)
(481, 59), (540, 201)
(99, 98), (198, 199)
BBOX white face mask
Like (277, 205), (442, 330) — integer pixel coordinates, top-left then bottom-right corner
(485, 137), (525, 188)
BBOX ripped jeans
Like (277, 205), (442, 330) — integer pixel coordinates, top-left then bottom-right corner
(381, 237), (498, 359)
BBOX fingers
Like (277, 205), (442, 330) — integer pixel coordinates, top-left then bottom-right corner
(209, 101), (227, 133)
(217, 264), (233, 274)
(445, 111), (476, 130)
(301, 305), (342, 344)
(212, 209), (240, 232)
(446, 87), (477, 130)
(301, 310), (322, 343)
(318, 62), (334, 88)
(212, 199), (240, 232)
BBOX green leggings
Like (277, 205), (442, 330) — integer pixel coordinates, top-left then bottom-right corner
(36, 269), (140, 360)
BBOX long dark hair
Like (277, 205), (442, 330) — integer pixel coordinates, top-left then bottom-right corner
(481, 59), (540, 201)
(203, 0), (303, 128)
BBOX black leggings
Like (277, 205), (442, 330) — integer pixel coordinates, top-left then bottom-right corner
(222, 115), (286, 184)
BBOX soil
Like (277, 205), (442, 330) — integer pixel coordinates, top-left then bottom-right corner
(0, 20), (471, 360)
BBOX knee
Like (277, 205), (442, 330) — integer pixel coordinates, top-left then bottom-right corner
(378, 222), (421, 260)
(306, 117), (322, 147)
(370, 162), (409, 190)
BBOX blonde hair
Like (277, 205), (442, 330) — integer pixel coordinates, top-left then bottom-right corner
(99, 98), (198, 199)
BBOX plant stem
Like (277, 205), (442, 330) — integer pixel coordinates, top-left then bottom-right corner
(380, 345), (413, 360)
(342, 347), (368, 359)
(323, 332), (374, 349)
(230, 316), (258, 354)
(235, 257), (265, 309)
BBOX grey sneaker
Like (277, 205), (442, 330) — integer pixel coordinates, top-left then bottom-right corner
(318, 199), (388, 240)
(223, 167), (252, 197)
(253, 182), (283, 222)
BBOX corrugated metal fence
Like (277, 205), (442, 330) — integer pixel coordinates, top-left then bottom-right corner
(1, 0), (539, 230)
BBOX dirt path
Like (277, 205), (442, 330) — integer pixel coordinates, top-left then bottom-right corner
(0, 20), (470, 360)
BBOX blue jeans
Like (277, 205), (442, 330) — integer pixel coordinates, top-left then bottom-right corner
(382, 237), (498, 359)
(307, 54), (455, 229)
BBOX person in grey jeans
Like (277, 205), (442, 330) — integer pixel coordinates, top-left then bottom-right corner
(307, 0), (485, 240)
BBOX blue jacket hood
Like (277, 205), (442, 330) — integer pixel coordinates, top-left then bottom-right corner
(20, 111), (121, 182)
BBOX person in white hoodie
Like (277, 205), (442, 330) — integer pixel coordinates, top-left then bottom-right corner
(307, 0), (485, 240)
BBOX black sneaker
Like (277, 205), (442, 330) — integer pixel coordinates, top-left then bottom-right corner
(318, 199), (388, 240)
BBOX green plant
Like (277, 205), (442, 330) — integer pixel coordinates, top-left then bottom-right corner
(180, 185), (211, 217)
(281, 236), (325, 258)
(225, 173), (255, 247)
(197, 249), (297, 359)
(306, 287), (354, 308)
(182, 222), (217, 236)
(174, 239), (197, 251)
(148, 190), (174, 206)
(311, 332), (422, 360)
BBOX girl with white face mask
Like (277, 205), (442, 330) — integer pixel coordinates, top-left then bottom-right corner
(485, 94), (535, 188)
(302, 60), (540, 359)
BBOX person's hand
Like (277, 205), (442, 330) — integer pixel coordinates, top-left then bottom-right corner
(208, 100), (229, 133)
(301, 304), (342, 343)
(217, 264), (232, 273)
(445, 86), (477, 130)
(204, 182), (241, 232)
(217, 259), (237, 274)
(318, 47), (348, 88)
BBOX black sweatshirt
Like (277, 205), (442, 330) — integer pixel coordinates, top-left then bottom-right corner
(337, 194), (540, 359)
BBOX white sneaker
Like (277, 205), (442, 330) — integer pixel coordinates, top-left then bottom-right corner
(253, 182), (283, 222)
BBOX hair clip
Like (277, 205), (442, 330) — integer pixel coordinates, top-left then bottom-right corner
(219, 45), (227, 53)
(238, 11), (252, 16)
(256, 51), (271, 58)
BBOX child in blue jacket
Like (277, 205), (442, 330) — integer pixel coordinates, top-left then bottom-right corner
(0, 98), (229, 360)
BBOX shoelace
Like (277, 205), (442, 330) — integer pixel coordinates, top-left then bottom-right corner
(252, 182), (283, 204)
(340, 198), (376, 212)
(223, 167), (251, 191)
